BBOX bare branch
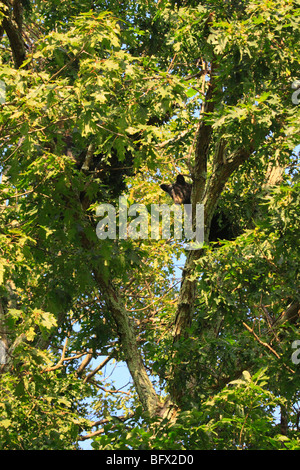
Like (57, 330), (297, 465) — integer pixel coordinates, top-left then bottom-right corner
(242, 321), (281, 359)
(243, 321), (294, 373)
(76, 349), (93, 377)
(79, 413), (135, 441)
(156, 129), (190, 149)
(83, 354), (112, 383)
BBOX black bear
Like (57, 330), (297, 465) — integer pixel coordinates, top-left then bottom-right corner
(160, 175), (236, 242)
(160, 174), (192, 205)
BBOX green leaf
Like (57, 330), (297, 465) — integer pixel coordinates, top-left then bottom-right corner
(25, 327), (36, 342)
(0, 419), (12, 429)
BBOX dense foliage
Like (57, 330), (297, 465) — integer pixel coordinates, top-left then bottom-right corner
(0, 0), (299, 450)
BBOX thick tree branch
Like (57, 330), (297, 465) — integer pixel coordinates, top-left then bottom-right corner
(76, 348), (94, 377)
(93, 269), (164, 417)
(172, 249), (201, 343)
(1, 0), (26, 68)
(172, 64), (218, 345)
(202, 146), (251, 237)
(192, 62), (216, 204)
(277, 301), (300, 326)
(173, 146), (251, 346)
(172, 126), (253, 404)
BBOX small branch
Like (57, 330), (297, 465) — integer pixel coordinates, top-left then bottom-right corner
(41, 337), (68, 372)
(243, 321), (295, 372)
(260, 303), (280, 344)
(81, 143), (95, 171)
(126, 280), (181, 312)
(79, 428), (105, 441)
(167, 53), (177, 73)
(83, 354), (112, 383)
(156, 129), (190, 149)
(242, 321), (280, 359)
(41, 340), (93, 373)
(78, 413), (135, 441)
(95, 385), (131, 396)
(76, 349), (93, 376)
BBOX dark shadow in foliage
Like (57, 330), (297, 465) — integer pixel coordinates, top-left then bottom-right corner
(160, 174), (238, 242)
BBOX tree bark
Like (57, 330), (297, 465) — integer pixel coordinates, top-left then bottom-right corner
(170, 61), (253, 403)
(172, 65), (216, 344)
(93, 269), (165, 417)
(1, 0), (26, 69)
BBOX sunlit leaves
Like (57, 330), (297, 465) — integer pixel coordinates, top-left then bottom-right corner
(0, 0), (300, 451)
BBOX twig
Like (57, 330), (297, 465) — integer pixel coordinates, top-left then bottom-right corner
(156, 129), (190, 149)
(79, 413), (134, 441)
(126, 280), (181, 312)
(242, 321), (294, 374)
(167, 53), (177, 73)
(83, 354), (112, 383)
(242, 321), (280, 359)
(42, 337), (68, 372)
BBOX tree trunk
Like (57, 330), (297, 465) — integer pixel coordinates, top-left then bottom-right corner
(1, 0), (26, 69)
(93, 269), (165, 417)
